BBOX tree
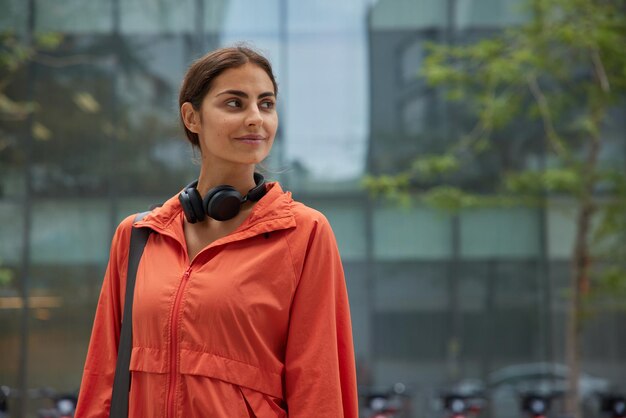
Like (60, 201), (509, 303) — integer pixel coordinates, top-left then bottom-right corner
(0, 31), (61, 166)
(1, 30), (185, 198)
(365, 1), (626, 417)
(1, 28), (182, 417)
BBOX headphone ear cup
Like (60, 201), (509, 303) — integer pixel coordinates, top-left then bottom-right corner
(187, 188), (205, 223)
(178, 190), (197, 223)
(179, 187), (205, 224)
(204, 186), (242, 221)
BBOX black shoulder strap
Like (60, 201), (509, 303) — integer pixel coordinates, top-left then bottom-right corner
(110, 211), (152, 418)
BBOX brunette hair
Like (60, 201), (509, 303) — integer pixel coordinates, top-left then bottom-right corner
(178, 45), (278, 147)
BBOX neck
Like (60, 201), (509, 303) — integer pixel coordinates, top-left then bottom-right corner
(196, 163), (257, 197)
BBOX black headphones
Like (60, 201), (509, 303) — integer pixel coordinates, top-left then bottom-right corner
(178, 172), (267, 223)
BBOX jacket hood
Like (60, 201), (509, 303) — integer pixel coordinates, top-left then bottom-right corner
(133, 181), (297, 247)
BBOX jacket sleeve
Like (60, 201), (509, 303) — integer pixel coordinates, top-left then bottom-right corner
(75, 216), (134, 418)
(284, 216), (359, 418)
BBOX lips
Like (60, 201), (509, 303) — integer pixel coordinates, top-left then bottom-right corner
(235, 134), (265, 141)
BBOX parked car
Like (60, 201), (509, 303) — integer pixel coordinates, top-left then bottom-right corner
(451, 363), (611, 418)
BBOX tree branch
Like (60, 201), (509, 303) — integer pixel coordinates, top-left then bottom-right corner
(526, 74), (569, 159)
(31, 53), (97, 68)
(591, 47), (610, 93)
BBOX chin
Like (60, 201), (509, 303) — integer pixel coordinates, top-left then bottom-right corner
(234, 156), (269, 166)
(241, 152), (271, 165)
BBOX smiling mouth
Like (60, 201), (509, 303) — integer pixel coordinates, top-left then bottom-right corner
(235, 135), (265, 141)
(235, 135), (265, 145)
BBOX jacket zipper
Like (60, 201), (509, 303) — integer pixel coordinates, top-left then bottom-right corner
(166, 265), (192, 418)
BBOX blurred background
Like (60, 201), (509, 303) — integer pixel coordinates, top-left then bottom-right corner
(1, 0), (625, 417)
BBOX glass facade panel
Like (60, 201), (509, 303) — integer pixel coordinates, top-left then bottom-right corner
(400, 39), (424, 85)
(460, 208), (540, 258)
(30, 200), (109, 264)
(219, 0), (281, 35)
(547, 202), (577, 258)
(36, 0), (113, 33)
(370, 0), (446, 30)
(23, 264), (102, 385)
(301, 199), (367, 261)
(374, 261), (448, 312)
(456, 0), (529, 28)
(374, 204), (452, 260)
(120, 0), (198, 34)
(0, 0), (27, 31)
(342, 261), (371, 360)
(402, 96), (427, 136)
(374, 310), (448, 360)
(0, 202), (24, 263)
(286, 0), (364, 32)
(281, 33), (368, 180)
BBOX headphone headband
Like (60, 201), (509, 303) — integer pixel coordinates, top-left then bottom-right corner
(178, 173), (267, 223)
(245, 172), (267, 202)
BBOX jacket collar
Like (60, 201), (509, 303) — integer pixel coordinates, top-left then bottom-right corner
(134, 182), (296, 249)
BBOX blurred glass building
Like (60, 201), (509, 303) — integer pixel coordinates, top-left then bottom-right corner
(1, 0), (625, 417)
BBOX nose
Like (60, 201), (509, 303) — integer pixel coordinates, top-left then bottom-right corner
(245, 104), (263, 127)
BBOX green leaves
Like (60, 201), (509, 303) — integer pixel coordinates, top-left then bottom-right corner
(504, 168), (583, 195)
(411, 154), (459, 178)
(587, 266), (626, 311)
(0, 31), (32, 73)
(367, 0), (626, 214)
(421, 186), (479, 212)
(35, 33), (63, 51)
(0, 258), (14, 288)
(0, 93), (37, 120)
(1, 30), (66, 167)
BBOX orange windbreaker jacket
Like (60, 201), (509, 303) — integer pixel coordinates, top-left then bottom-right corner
(75, 182), (359, 418)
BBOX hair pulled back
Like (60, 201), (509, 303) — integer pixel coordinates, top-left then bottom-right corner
(178, 46), (278, 147)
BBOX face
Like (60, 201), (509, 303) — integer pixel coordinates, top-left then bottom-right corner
(182, 63), (278, 168)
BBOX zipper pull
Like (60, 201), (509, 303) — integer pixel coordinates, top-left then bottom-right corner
(182, 267), (192, 280)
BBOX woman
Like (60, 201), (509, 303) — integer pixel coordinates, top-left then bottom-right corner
(75, 46), (359, 417)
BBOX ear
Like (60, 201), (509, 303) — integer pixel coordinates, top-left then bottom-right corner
(181, 102), (201, 134)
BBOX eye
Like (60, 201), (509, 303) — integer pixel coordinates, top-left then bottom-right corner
(260, 100), (275, 110)
(225, 99), (241, 108)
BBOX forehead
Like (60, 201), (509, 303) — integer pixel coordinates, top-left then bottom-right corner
(210, 63), (274, 94)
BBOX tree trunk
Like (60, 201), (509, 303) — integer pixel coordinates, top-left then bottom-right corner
(565, 202), (592, 418)
(564, 120), (602, 418)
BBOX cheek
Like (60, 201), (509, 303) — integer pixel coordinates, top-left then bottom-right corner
(267, 116), (279, 136)
(203, 115), (235, 138)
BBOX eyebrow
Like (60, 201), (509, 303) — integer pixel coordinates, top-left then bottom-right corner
(216, 89), (275, 99)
